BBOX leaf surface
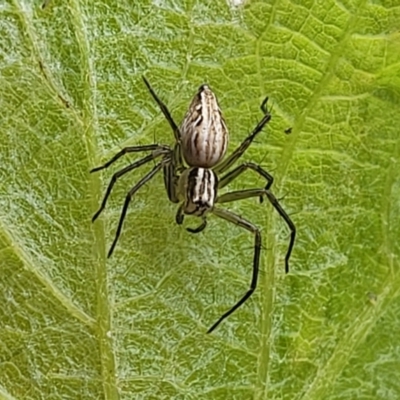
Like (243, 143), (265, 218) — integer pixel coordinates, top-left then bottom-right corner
(0, 0), (400, 399)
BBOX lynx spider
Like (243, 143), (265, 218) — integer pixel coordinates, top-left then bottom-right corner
(91, 77), (296, 333)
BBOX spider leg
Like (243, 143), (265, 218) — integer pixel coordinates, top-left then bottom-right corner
(142, 76), (181, 142)
(163, 142), (185, 204)
(175, 204), (207, 233)
(90, 144), (168, 172)
(208, 207), (261, 333)
(218, 162), (275, 203)
(260, 96), (269, 114)
(108, 163), (163, 257)
(164, 163), (179, 204)
(214, 97), (271, 174)
(175, 204), (184, 224)
(217, 188), (296, 274)
(218, 162), (274, 190)
(92, 151), (168, 222)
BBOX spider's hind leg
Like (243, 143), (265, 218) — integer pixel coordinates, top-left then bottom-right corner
(142, 76), (181, 142)
(214, 97), (272, 175)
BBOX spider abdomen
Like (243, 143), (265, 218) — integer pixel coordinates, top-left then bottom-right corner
(180, 84), (228, 168)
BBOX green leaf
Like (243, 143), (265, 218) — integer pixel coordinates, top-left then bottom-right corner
(1, 0), (400, 399)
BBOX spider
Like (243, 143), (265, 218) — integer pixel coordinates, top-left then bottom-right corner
(91, 77), (296, 333)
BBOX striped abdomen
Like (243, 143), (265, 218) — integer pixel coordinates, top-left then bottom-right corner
(180, 84), (228, 168)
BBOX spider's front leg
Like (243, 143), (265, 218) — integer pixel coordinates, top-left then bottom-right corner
(208, 207), (262, 333)
(208, 185), (296, 331)
(217, 188), (296, 274)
